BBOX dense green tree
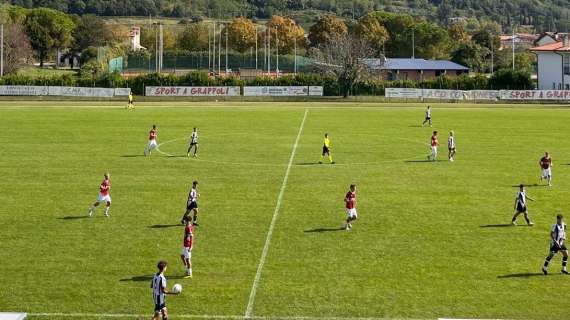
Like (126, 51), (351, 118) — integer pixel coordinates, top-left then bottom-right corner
(178, 22), (209, 52)
(24, 7), (75, 67)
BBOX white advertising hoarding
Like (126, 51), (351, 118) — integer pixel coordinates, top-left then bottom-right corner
(0, 86), (49, 96)
(385, 88), (421, 99)
(146, 86), (241, 97)
(500, 90), (570, 100)
(243, 86), (310, 96)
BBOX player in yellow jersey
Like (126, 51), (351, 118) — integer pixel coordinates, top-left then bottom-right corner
(127, 91), (134, 110)
(319, 133), (334, 164)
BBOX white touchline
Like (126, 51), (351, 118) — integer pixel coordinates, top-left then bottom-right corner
(28, 313), (242, 319)
(244, 109), (309, 319)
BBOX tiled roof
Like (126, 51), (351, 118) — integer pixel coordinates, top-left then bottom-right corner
(362, 58), (469, 71)
(530, 41), (570, 52)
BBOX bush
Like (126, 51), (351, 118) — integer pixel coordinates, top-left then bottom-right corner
(488, 69), (533, 90)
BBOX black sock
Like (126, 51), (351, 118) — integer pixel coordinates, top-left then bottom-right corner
(563, 256), (568, 268)
(544, 256), (553, 268)
(525, 217), (530, 224)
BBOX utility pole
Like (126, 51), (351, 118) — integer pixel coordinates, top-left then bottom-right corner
(218, 24), (221, 75)
(208, 26), (211, 72)
(412, 28), (415, 59)
(294, 36), (297, 74)
(276, 27), (279, 76)
(490, 35), (494, 74)
(255, 27), (258, 71)
(213, 23), (216, 74)
(512, 27), (516, 70)
(225, 23), (228, 73)
(268, 28), (271, 74)
(159, 23), (163, 73)
(1, 24), (4, 77)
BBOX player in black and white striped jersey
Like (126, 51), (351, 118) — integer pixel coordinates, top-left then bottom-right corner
(542, 214), (569, 275)
(187, 127), (199, 158)
(511, 184), (534, 226)
(448, 131), (456, 162)
(151, 261), (178, 320)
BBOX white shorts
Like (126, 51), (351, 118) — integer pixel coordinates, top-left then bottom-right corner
(431, 146), (438, 154)
(346, 208), (357, 219)
(147, 139), (157, 149)
(542, 168), (552, 178)
(97, 193), (111, 203)
(181, 247), (192, 260)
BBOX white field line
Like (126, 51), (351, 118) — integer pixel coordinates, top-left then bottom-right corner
(244, 109), (309, 319)
(27, 313), (443, 319)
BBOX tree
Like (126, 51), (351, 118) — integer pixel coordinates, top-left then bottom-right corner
(354, 14), (389, 54)
(308, 15), (348, 48)
(3, 23), (33, 74)
(72, 15), (112, 53)
(225, 17), (257, 53)
(447, 23), (469, 44)
(471, 30), (500, 52)
(140, 24), (177, 52)
(24, 7), (75, 67)
(178, 22), (209, 52)
(309, 34), (374, 98)
(264, 15), (305, 54)
(451, 42), (488, 73)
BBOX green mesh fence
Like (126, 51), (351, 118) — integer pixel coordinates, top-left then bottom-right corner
(124, 52), (314, 73)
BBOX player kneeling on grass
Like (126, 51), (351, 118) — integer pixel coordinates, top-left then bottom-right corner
(344, 184), (357, 230)
(448, 131), (456, 161)
(542, 214), (568, 275)
(180, 218), (194, 277)
(151, 261), (180, 320)
(427, 131), (439, 161)
(88, 173), (111, 217)
(144, 125), (158, 156)
(539, 151), (553, 187)
(511, 184), (534, 226)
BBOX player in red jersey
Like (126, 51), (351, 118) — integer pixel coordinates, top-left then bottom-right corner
(539, 151), (553, 187)
(180, 218), (194, 277)
(344, 184), (357, 230)
(88, 173), (111, 217)
(144, 125), (158, 156)
(427, 131), (439, 161)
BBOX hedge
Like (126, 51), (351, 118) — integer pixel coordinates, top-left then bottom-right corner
(0, 69), (534, 96)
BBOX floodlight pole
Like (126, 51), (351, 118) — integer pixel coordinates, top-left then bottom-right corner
(512, 27), (516, 70)
(218, 24), (221, 75)
(225, 23), (228, 73)
(255, 27), (258, 71)
(213, 23), (216, 73)
(1, 24), (4, 77)
(208, 27), (211, 72)
(267, 28), (271, 74)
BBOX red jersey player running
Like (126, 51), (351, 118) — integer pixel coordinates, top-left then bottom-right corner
(344, 184), (358, 230)
(144, 125), (158, 156)
(180, 218), (194, 277)
(88, 173), (111, 217)
(539, 151), (553, 187)
(427, 131), (439, 161)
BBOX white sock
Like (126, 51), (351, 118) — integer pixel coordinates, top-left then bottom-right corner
(104, 207), (109, 215)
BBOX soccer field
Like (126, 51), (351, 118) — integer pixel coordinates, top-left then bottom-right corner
(3, 102), (570, 320)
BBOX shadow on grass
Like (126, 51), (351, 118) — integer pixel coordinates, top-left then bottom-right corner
(304, 227), (344, 233)
(511, 184), (547, 188)
(404, 159), (443, 163)
(480, 224), (513, 228)
(120, 274), (188, 282)
(148, 224), (181, 229)
(408, 125), (423, 128)
(58, 215), (90, 220)
(498, 272), (544, 279)
(121, 155), (145, 158)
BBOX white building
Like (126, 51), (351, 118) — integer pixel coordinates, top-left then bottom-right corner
(530, 36), (570, 90)
(130, 27), (146, 51)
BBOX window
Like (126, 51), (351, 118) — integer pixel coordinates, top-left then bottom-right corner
(565, 55), (570, 76)
(435, 70), (445, 77)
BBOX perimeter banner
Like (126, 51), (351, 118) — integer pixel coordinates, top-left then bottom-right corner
(146, 86), (241, 97)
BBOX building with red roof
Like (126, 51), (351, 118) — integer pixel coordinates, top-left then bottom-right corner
(530, 36), (570, 90)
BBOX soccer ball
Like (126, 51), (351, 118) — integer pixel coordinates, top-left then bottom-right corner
(172, 283), (182, 294)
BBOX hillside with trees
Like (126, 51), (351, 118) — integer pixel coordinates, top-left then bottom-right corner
(8, 0), (570, 33)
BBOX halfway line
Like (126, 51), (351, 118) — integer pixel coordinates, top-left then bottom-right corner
(244, 109), (309, 319)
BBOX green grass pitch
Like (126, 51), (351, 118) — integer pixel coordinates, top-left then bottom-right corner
(2, 101), (570, 320)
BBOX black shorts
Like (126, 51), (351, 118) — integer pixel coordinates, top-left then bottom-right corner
(550, 243), (568, 253)
(187, 202), (198, 211)
(425, 117), (431, 121)
(154, 302), (166, 312)
(322, 146), (330, 155)
(448, 147), (455, 152)
(516, 204), (527, 213)
(190, 142), (198, 146)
